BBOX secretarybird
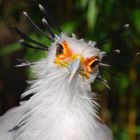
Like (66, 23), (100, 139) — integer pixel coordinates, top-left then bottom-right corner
(0, 2), (139, 140)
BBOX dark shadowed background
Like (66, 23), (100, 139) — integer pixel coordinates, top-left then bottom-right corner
(0, 0), (140, 139)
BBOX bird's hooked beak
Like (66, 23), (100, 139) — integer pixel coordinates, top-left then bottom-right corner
(68, 56), (81, 83)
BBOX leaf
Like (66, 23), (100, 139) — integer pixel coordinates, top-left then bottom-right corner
(133, 9), (140, 33)
(24, 34), (48, 60)
(79, 0), (88, 8)
(87, 0), (98, 30)
(118, 75), (129, 95)
(0, 42), (22, 56)
(61, 21), (78, 34)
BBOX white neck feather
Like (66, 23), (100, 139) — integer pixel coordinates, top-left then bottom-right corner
(15, 62), (99, 140)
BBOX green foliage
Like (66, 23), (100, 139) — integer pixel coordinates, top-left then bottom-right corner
(62, 21), (78, 34)
(0, 43), (22, 56)
(0, 0), (140, 139)
(133, 9), (140, 32)
(24, 34), (48, 60)
(86, 0), (98, 30)
(118, 74), (130, 95)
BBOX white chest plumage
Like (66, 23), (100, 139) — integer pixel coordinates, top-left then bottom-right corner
(0, 2), (118, 140)
(15, 66), (99, 140)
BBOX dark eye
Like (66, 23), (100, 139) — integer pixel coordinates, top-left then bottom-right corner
(56, 43), (64, 56)
(90, 60), (99, 69)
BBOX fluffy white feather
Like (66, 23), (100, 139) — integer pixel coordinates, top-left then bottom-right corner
(0, 33), (113, 140)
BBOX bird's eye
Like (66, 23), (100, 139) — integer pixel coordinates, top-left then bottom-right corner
(56, 43), (64, 56)
(90, 60), (99, 69)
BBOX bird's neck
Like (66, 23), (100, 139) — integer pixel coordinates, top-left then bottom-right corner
(17, 68), (98, 140)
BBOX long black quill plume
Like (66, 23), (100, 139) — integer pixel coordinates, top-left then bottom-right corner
(14, 26), (48, 50)
(23, 11), (54, 42)
(19, 39), (47, 51)
(42, 18), (55, 38)
(38, 4), (62, 32)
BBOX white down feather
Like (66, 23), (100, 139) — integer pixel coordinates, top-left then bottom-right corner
(0, 33), (113, 140)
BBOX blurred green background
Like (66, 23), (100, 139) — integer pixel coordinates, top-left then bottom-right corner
(0, 0), (140, 139)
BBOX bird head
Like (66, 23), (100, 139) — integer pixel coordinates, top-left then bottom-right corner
(15, 4), (139, 90)
(14, 4), (111, 87)
(48, 33), (103, 84)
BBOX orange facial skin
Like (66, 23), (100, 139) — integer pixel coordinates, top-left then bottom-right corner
(84, 56), (98, 73)
(83, 56), (99, 78)
(54, 41), (99, 79)
(56, 41), (73, 61)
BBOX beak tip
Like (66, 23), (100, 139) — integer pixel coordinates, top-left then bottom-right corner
(68, 57), (81, 83)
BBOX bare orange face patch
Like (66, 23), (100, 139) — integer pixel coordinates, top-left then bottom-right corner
(84, 56), (99, 73)
(77, 56), (99, 79)
(54, 40), (99, 78)
(55, 41), (73, 61)
(54, 41), (73, 67)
